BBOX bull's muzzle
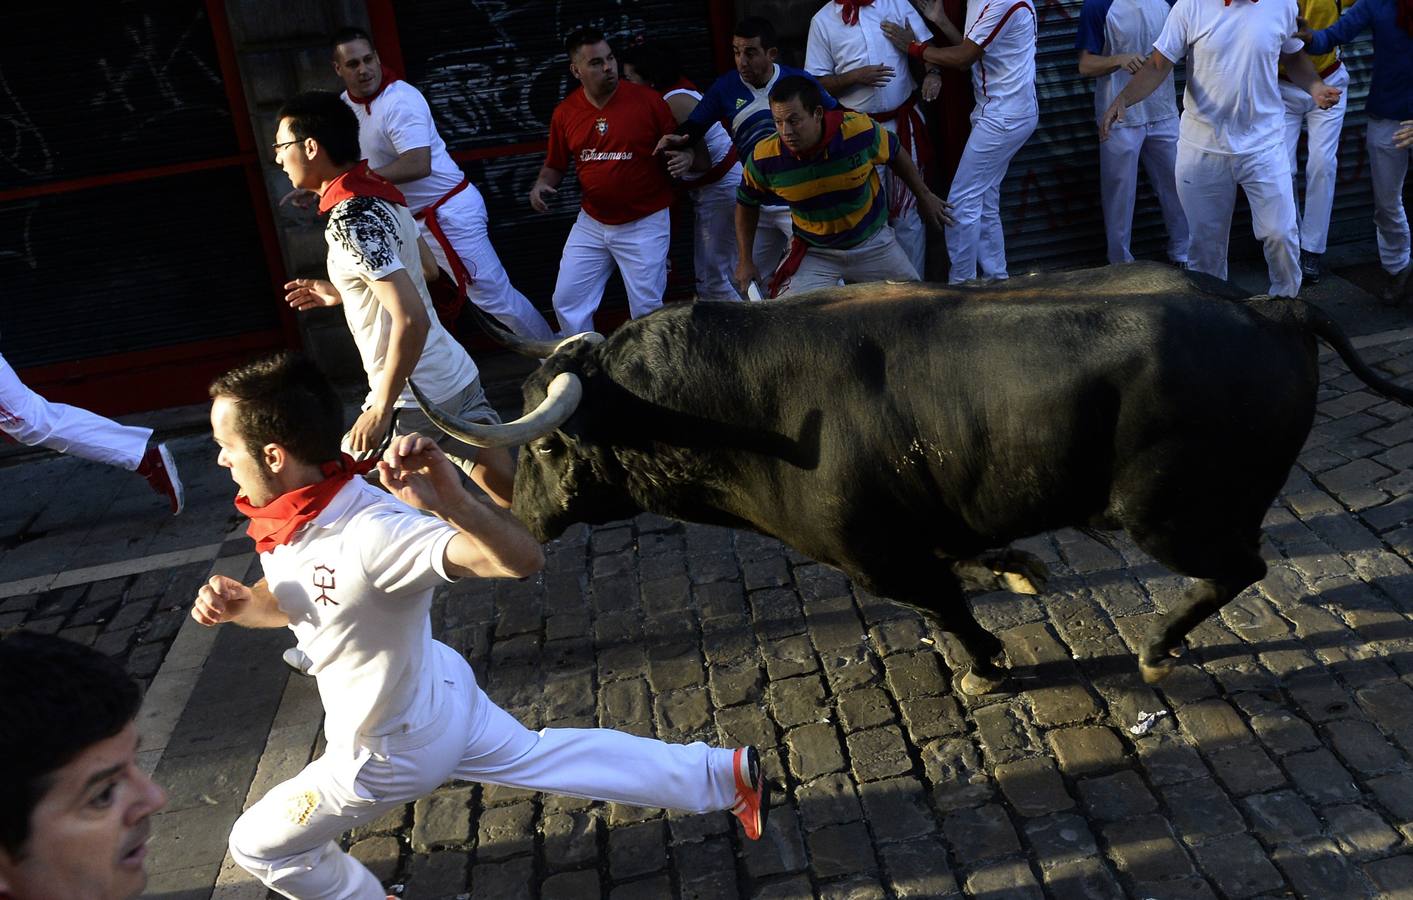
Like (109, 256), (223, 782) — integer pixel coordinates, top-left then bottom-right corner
(410, 372), (584, 449)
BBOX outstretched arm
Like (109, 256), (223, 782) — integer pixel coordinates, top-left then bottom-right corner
(1099, 51), (1174, 140)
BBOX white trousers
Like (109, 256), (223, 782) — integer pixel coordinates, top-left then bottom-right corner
(1175, 140), (1302, 297)
(877, 116), (927, 278)
(690, 171), (741, 301)
(753, 204), (795, 282)
(0, 351), (149, 469)
(1280, 65), (1350, 254)
(1368, 117), (1412, 275)
(421, 185), (554, 340)
(775, 225), (919, 297)
(1099, 116), (1189, 265)
(947, 112), (1037, 284)
(229, 645), (737, 900)
(551, 207), (669, 335)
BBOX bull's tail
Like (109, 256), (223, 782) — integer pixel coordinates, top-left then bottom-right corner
(1247, 296), (1413, 406)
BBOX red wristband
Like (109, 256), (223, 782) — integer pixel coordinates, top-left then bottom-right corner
(908, 41), (927, 63)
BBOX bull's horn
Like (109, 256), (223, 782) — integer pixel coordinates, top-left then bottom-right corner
(409, 373), (583, 448)
(462, 303), (604, 358)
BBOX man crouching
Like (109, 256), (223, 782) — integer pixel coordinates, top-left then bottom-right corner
(194, 353), (768, 899)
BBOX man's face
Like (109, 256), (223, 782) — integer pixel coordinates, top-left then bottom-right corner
(620, 61), (647, 87)
(771, 97), (824, 154)
(273, 117), (317, 191)
(332, 38), (382, 98)
(211, 396), (280, 507)
(733, 36), (777, 88)
(0, 723), (166, 900)
(571, 41), (618, 97)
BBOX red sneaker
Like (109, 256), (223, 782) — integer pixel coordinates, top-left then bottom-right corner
(137, 442), (184, 515)
(730, 746), (770, 841)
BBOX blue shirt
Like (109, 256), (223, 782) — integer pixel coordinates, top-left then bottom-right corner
(1308, 0), (1413, 121)
(687, 63), (839, 159)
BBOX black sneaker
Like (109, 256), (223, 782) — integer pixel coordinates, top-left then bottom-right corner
(1382, 264), (1412, 306)
(1300, 251), (1322, 285)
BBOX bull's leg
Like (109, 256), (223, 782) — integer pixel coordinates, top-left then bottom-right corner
(1128, 527), (1267, 684)
(862, 565), (1009, 696)
(954, 547), (1050, 596)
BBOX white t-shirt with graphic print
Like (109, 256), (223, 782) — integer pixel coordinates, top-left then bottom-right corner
(261, 477), (460, 751)
(324, 193), (477, 408)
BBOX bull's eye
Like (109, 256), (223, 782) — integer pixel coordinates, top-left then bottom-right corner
(533, 437), (559, 456)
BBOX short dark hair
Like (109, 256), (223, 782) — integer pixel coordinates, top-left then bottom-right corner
(0, 632), (142, 856)
(618, 42), (681, 92)
(565, 27), (607, 58)
(769, 75), (823, 113)
(209, 352), (344, 467)
(330, 26), (374, 56)
(276, 90), (361, 167)
(734, 17), (778, 51)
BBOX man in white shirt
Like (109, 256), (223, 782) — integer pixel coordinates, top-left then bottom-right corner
(807, 0), (943, 277)
(1100, 0), (1341, 297)
(1075, 0), (1189, 266)
(274, 91), (514, 506)
(330, 28), (553, 340)
(883, 0), (1039, 284)
(194, 353), (770, 899)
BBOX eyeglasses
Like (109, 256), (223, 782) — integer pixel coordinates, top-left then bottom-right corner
(271, 139), (300, 159)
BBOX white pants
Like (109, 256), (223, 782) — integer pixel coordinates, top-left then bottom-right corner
(947, 112), (1037, 283)
(776, 225), (919, 297)
(1368, 117), (1412, 275)
(753, 204), (795, 283)
(551, 207), (669, 335)
(230, 645), (737, 900)
(877, 116), (927, 278)
(0, 351), (149, 469)
(1099, 116), (1189, 265)
(1175, 140), (1302, 297)
(1280, 65), (1349, 255)
(421, 185), (554, 340)
(690, 171), (741, 301)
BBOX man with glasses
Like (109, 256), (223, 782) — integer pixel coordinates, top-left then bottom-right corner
(272, 90), (514, 507)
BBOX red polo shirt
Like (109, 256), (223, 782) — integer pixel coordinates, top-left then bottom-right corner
(545, 81), (676, 225)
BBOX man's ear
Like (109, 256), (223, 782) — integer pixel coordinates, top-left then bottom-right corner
(263, 443), (287, 474)
(767, 47), (779, 63)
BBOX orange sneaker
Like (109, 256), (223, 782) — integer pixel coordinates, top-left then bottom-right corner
(730, 747), (770, 840)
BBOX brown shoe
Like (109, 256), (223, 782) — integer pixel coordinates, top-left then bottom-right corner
(1381, 264), (1412, 306)
(137, 442), (184, 515)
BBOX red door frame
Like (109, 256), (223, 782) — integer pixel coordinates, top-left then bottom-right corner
(4, 0), (295, 417)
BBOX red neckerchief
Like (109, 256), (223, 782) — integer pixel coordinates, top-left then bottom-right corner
(347, 68), (400, 114)
(835, 0), (876, 24)
(1223, 0), (1256, 5)
(235, 454), (376, 553)
(785, 109), (846, 160)
(317, 161), (408, 214)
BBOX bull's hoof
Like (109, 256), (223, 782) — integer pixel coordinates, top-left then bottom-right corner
(960, 668), (1008, 696)
(1000, 570), (1042, 596)
(1138, 656), (1177, 684)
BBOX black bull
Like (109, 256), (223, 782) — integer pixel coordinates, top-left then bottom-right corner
(417, 263), (1413, 694)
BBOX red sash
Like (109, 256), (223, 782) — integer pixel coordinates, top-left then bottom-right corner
(414, 179), (476, 298)
(767, 238), (810, 299)
(235, 454), (376, 553)
(872, 92), (933, 220)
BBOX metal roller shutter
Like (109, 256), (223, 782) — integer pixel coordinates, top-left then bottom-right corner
(386, 1), (721, 315)
(999, 2), (1376, 271)
(0, 1), (286, 412)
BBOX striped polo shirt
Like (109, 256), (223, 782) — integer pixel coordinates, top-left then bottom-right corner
(738, 110), (898, 251)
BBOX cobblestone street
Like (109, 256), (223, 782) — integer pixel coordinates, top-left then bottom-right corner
(5, 260), (1413, 899)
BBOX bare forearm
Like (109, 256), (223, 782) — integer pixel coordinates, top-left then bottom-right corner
(1280, 51), (1322, 95)
(440, 494), (544, 578)
(817, 73), (853, 95)
(735, 203), (761, 263)
(234, 579), (291, 628)
(372, 147), (432, 185)
(1114, 54), (1171, 109)
(1078, 52), (1123, 78)
(535, 166), (564, 190)
(921, 42), (979, 71)
(374, 317), (427, 413)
